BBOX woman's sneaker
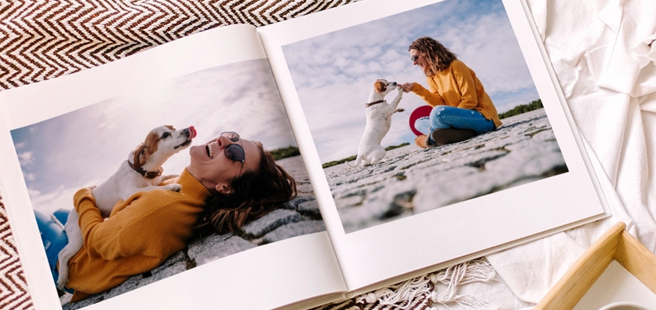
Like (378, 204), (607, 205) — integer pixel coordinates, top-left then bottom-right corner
(430, 128), (477, 145)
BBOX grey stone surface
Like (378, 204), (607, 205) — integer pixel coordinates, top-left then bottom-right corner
(297, 200), (322, 219)
(277, 155), (316, 195)
(325, 109), (568, 233)
(62, 155), (326, 309)
(240, 208), (304, 238)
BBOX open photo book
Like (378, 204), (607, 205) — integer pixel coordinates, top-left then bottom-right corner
(0, 0), (610, 309)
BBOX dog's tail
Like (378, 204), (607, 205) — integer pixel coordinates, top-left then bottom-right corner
(346, 155), (362, 168)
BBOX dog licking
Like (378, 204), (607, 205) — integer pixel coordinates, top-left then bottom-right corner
(55, 125), (196, 290)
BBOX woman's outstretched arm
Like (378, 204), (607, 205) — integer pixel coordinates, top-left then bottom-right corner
(401, 82), (446, 106)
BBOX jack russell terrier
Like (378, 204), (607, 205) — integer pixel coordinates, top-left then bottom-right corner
(55, 125), (196, 290)
(348, 79), (404, 167)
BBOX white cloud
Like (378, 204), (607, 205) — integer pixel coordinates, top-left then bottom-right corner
(25, 173), (35, 181)
(16, 59), (298, 210)
(28, 178), (101, 215)
(15, 142), (26, 149)
(28, 185), (78, 215)
(283, 0), (539, 162)
(18, 151), (34, 166)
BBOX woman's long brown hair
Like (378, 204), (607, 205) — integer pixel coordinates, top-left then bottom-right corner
(195, 142), (297, 236)
(409, 37), (458, 76)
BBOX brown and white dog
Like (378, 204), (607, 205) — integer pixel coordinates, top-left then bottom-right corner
(55, 125), (196, 289)
(348, 79), (404, 167)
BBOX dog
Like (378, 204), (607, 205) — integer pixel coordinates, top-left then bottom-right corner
(55, 125), (196, 290)
(348, 79), (404, 167)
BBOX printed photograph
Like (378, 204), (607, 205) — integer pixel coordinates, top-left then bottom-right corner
(11, 59), (324, 309)
(282, 0), (569, 233)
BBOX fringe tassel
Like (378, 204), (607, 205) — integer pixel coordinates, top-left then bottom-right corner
(356, 276), (432, 309)
(429, 258), (499, 310)
(353, 258), (498, 310)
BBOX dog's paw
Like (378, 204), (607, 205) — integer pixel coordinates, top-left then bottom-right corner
(165, 184), (182, 192)
(56, 274), (67, 290)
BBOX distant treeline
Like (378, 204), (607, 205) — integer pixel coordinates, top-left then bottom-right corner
(498, 99), (543, 119)
(269, 146), (300, 160)
(322, 142), (410, 168)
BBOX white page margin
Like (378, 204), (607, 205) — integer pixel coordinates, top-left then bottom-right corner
(258, 0), (609, 290)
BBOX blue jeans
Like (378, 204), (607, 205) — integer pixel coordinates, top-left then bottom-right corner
(414, 106), (495, 135)
(35, 209), (73, 292)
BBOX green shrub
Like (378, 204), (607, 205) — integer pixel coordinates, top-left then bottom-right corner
(269, 146), (300, 160)
(322, 155), (357, 169)
(498, 99), (543, 119)
(322, 142), (410, 168)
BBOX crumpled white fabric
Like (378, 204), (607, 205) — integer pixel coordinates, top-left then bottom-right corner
(631, 33), (656, 69)
(481, 0), (656, 307)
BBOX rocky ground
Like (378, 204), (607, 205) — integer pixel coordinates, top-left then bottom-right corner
(324, 109), (568, 233)
(60, 156), (324, 309)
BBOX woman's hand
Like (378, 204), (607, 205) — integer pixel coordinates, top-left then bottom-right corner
(399, 83), (415, 93)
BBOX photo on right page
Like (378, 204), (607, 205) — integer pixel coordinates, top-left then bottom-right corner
(281, 0), (568, 233)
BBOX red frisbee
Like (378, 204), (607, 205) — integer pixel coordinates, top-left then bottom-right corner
(409, 105), (432, 136)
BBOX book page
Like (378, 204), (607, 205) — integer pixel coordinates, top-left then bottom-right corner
(0, 24), (346, 310)
(258, 0), (609, 292)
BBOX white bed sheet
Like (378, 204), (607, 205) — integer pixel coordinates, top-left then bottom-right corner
(476, 0), (656, 308)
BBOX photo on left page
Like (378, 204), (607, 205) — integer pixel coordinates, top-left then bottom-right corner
(10, 59), (324, 309)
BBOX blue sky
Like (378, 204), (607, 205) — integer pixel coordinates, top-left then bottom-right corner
(283, 0), (540, 163)
(12, 59), (297, 215)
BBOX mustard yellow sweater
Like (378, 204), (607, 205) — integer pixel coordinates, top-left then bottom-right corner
(411, 60), (502, 128)
(65, 169), (209, 302)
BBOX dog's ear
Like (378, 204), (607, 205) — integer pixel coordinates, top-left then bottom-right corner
(144, 131), (159, 156)
(132, 143), (147, 169)
(136, 132), (160, 165)
(374, 80), (386, 93)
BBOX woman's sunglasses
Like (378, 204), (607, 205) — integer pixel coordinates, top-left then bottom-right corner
(220, 131), (245, 178)
(411, 55), (419, 63)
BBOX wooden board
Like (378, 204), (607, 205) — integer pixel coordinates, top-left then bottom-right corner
(536, 222), (656, 310)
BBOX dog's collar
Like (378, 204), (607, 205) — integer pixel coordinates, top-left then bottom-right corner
(128, 160), (163, 179)
(366, 100), (385, 107)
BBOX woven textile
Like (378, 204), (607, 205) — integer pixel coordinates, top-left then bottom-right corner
(0, 0), (357, 90)
(0, 1), (361, 309)
(0, 197), (32, 310)
(314, 294), (433, 310)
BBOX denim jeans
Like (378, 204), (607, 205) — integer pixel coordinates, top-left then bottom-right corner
(414, 105), (495, 135)
(35, 209), (73, 292)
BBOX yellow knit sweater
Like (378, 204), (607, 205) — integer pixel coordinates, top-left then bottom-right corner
(65, 169), (209, 302)
(411, 60), (502, 128)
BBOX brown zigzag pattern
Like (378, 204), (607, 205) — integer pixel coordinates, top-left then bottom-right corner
(0, 0), (357, 90)
(0, 196), (33, 310)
